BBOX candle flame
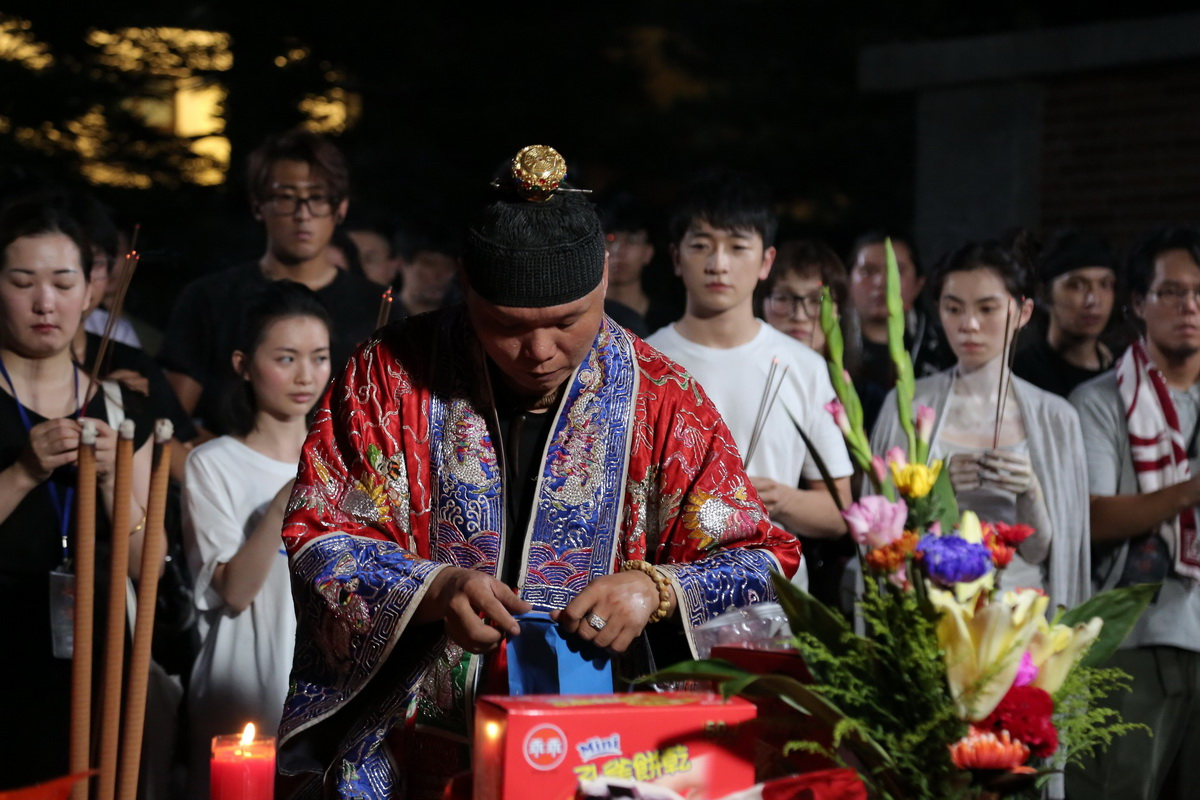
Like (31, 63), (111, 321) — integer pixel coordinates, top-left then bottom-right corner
(240, 722), (255, 745)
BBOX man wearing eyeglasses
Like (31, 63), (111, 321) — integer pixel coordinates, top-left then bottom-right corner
(160, 129), (380, 436)
(1067, 226), (1200, 800)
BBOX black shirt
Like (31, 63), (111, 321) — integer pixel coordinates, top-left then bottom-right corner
(857, 307), (955, 434)
(0, 385), (152, 788)
(83, 332), (198, 442)
(1013, 338), (1110, 399)
(158, 263), (380, 434)
(491, 367), (559, 586)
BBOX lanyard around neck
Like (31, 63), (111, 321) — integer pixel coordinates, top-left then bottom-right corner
(0, 355), (81, 565)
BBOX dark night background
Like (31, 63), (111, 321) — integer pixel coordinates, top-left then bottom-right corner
(0, 1), (1195, 333)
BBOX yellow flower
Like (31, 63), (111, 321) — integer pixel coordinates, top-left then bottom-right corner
(890, 459), (943, 499)
(1027, 616), (1103, 695)
(928, 587), (1049, 721)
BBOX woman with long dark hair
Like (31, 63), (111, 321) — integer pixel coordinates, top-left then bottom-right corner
(870, 238), (1090, 610)
(183, 281), (331, 796)
(0, 197), (153, 786)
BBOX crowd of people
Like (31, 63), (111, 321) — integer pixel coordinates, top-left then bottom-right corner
(0, 129), (1196, 800)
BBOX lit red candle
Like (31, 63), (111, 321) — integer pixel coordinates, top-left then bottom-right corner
(211, 723), (275, 800)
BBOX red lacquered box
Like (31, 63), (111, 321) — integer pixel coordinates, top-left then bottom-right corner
(473, 692), (757, 800)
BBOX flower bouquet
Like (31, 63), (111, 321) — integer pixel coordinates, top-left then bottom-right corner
(650, 241), (1155, 799)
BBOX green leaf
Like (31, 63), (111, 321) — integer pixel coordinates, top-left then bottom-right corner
(930, 464), (958, 533)
(771, 572), (858, 656)
(1059, 583), (1159, 668)
(884, 239), (917, 459)
(820, 287), (867, 441)
(366, 443), (383, 471)
(820, 286), (843, 371)
(715, 671), (898, 774)
(783, 407), (844, 512)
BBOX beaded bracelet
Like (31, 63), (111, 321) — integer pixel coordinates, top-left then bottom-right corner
(622, 559), (672, 624)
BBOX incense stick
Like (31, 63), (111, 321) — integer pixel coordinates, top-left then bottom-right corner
(97, 421), (135, 800)
(376, 287), (394, 329)
(86, 225), (141, 401)
(745, 362), (790, 467)
(992, 302), (1015, 450)
(116, 420), (171, 800)
(748, 364), (787, 462)
(69, 421), (98, 800)
(744, 359), (779, 466)
(994, 296), (1025, 449)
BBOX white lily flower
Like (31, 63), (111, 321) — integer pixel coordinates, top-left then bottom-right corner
(1029, 616), (1103, 695)
(929, 587), (1049, 721)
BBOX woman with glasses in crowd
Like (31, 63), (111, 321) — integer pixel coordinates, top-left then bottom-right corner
(760, 238), (859, 366)
(757, 238), (858, 606)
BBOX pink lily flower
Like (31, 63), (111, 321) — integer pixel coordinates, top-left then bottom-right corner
(842, 496), (908, 549)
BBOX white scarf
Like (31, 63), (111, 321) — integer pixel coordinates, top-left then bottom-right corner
(1116, 340), (1200, 581)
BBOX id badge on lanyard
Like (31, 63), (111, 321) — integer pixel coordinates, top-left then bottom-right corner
(0, 356), (80, 658)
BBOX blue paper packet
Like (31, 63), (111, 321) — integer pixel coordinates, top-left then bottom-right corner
(507, 611), (613, 695)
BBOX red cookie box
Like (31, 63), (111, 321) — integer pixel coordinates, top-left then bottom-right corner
(473, 692), (757, 800)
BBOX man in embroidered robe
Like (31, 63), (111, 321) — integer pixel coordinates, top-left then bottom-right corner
(1068, 226), (1200, 800)
(276, 148), (801, 800)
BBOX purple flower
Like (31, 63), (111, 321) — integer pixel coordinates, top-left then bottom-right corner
(842, 496), (908, 549)
(917, 533), (993, 584)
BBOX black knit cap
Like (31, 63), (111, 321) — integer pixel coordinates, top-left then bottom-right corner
(1038, 229), (1116, 284)
(462, 146), (605, 308)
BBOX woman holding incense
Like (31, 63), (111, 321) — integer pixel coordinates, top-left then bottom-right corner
(0, 197), (154, 788)
(870, 239), (1091, 609)
(182, 281), (331, 798)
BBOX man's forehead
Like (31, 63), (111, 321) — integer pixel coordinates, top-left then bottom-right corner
(270, 180), (327, 192)
(685, 219), (757, 240)
(1058, 266), (1115, 281)
(857, 242), (913, 265)
(471, 285), (597, 323)
(1153, 248), (1200, 279)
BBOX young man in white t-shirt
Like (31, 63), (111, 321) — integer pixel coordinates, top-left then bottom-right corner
(646, 171), (853, 590)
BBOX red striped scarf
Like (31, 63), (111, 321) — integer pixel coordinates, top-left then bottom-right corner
(1116, 339), (1200, 581)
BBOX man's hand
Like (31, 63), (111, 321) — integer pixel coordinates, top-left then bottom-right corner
(417, 567), (531, 654)
(750, 475), (790, 518)
(551, 571), (660, 654)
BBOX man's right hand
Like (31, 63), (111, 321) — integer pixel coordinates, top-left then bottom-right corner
(416, 567), (531, 654)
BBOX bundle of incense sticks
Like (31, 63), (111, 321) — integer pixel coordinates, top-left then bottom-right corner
(97, 420), (135, 800)
(992, 298), (1023, 450)
(744, 358), (790, 467)
(86, 227), (141, 400)
(115, 420), (172, 800)
(69, 421), (98, 800)
(376, 287), (394, 329)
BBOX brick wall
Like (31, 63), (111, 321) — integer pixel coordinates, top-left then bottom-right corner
(1040, 59), (1200, 249)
